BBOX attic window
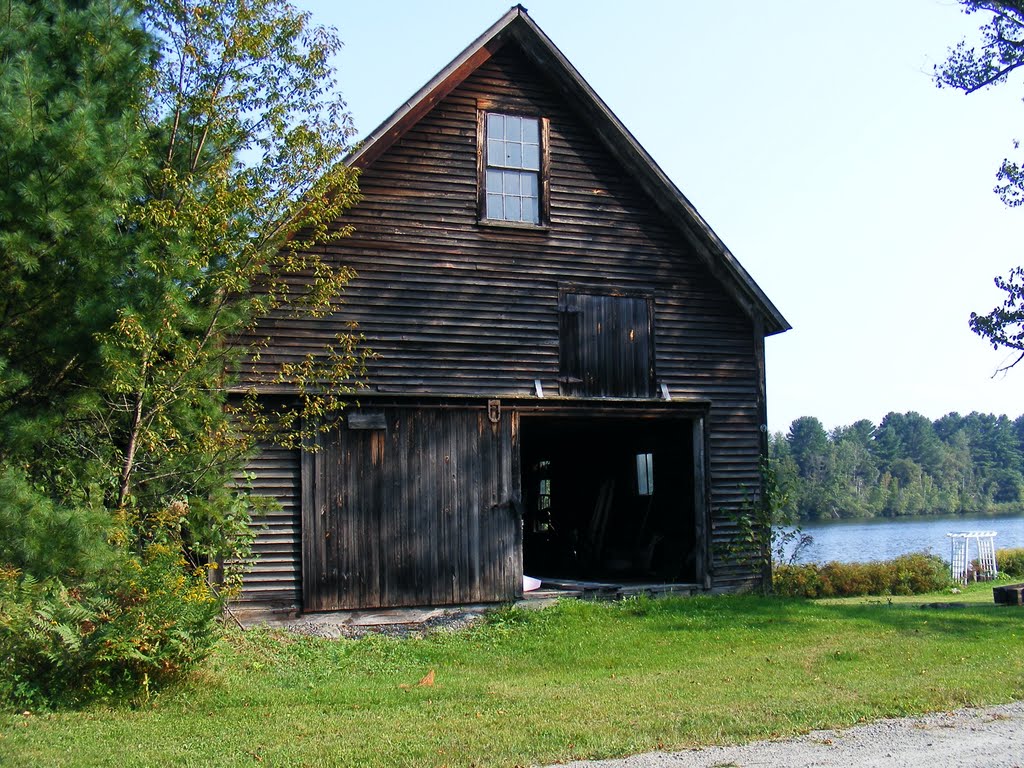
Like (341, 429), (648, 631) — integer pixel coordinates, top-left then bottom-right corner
(479, 111), (548, 226)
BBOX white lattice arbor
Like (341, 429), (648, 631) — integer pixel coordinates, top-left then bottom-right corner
(946, 531), (998, 584)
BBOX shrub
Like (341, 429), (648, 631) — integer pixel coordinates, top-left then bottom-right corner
(0, 546), (221, 710)
(773, 553), (951, 598)
(997, 548), (1024, 578)
(0, 464), (228, 710)
(0, 466), (114, 583)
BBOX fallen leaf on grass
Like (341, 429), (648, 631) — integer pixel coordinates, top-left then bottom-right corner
(399, 669), (436, 690)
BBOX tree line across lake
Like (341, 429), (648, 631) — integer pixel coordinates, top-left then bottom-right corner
(770, 412), (1024, 520)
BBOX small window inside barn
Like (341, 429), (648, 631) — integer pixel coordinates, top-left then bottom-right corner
(636, 452), (654, 496)
(533, 459), (553, 533)
(482, 112), (544, 225)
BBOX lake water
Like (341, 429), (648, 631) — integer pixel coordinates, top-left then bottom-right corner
(777, 511), (1024, 565)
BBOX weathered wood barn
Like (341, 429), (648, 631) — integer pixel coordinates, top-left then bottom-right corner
(237, 5), (790, 612)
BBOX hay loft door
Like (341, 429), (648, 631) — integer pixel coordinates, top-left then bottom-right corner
(558, 292), (654, 398)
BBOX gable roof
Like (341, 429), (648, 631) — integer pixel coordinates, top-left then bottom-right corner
(347, 5), (790, 336)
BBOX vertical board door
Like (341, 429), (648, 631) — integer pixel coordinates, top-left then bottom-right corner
(302, 406), (521, 611)
(559, 293), (654, 397)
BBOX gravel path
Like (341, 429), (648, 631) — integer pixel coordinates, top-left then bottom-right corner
(242, 604), (490, 639)
(551, 701), (1024, 768)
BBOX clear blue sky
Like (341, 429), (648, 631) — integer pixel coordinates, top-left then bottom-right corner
(296, 0), (1024, 434)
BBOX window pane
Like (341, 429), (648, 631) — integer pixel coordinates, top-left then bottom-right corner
(521, 196), (537, 224)
(505, 142), (522, 168)
(487, 113), (503, 139)
(523, 172), (539, 197)
(487, 139), (504, 164)
(482, 113), (543, 223)
(522, 144), (540, 171)
(522, 117), (539, 143)
(636, 452), (654, 496)
(486, 193), (504, 219)
(505, 115), (521, 141)
(486, 169), (503, 194)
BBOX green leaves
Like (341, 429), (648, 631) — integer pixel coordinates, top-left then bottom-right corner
(772, 410), (1024, 520)
(937, 3), (1024, 363)
(935, 2), (1024, 95)
(98, 0), (365, 519)
(0, 0), (364, 706)
(0, 0), (151, 431)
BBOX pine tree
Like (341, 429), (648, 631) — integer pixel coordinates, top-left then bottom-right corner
(1, 0), (365, 566)
(0, 0), (151, 465)
(0, 0), (366, 706)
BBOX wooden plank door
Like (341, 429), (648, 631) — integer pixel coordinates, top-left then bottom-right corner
(559, 293), (654, 397)
(302, 406), (521, 611)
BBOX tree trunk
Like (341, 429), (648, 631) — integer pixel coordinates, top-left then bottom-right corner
(117, 392), (144, 509)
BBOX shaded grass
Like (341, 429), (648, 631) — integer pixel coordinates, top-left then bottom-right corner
(2, 589), (1023, 767)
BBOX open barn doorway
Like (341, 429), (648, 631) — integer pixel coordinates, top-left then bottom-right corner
(519, 414), (703, 585)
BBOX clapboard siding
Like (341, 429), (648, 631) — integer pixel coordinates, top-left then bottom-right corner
(242, 41), (770, 593)
(237, 444), (302, 605)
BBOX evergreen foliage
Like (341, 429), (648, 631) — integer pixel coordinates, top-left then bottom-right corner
(0, 0), (362, 708)
(771, 411), (1024, 519)
(0, 0), (151, 434)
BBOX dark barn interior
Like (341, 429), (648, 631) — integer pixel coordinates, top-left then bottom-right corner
(520, 415), (698, 584)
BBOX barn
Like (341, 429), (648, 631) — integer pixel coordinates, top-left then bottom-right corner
(235, 5), (790, 613)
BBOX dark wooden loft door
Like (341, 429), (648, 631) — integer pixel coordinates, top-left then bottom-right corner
(559, 293), (654, 397)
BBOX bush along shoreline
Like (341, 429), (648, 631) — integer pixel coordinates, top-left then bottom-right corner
(773, 548), (1024, 598)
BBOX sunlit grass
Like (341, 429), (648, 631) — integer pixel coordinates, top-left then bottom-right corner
(3, 591), (1022, 767)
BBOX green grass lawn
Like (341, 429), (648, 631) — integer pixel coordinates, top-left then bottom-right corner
(2, 584), (1023, 767)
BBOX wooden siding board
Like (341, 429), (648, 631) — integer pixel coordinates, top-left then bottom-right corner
(330, 434), (342, 607)
(406, 410), (423, 605)
(426, 411), (442, 604)
(510, 411), (523, 593)
(247, 43), (768, 595)
(479, 413), (495, 599)
(236, 444), (302, 604)
(394, 415), (406, 604)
